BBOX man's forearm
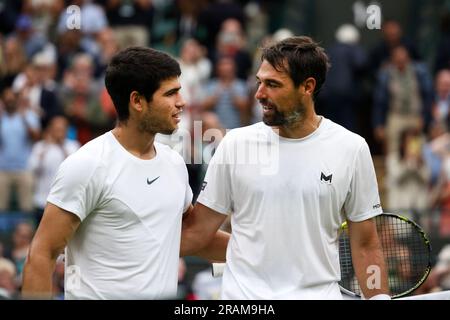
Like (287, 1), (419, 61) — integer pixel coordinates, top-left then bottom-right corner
(193, 230), (229, 262)
(352, 244), (389, 299)
(181, 229), (230, 262)
(22, 254), (56, 299)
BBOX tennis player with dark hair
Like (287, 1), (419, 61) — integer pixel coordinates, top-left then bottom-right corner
(22, 47), (228, 299)
(182, 36), (390, 299)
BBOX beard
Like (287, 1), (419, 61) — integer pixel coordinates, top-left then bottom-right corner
(138, 110), (176, 135)
(261, 99), (306, 127)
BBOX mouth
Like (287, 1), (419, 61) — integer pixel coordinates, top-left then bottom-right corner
(172, 111), (182, 123)
(261, 102), (276, 114)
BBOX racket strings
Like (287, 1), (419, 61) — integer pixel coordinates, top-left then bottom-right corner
(339, 215), (430, 297)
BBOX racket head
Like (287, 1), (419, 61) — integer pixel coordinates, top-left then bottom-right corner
(338, 213), (432, 299)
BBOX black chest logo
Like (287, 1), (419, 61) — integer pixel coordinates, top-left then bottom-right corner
(320, 172), (333, 184)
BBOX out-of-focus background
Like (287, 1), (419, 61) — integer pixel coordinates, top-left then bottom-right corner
(1, 0), (450, 300)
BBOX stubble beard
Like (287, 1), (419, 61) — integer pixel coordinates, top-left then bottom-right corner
(138, 111), (176, 135)
(263, 103), (307, 128)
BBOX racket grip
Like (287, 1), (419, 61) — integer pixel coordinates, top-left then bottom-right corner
(212, 263), (226, 277)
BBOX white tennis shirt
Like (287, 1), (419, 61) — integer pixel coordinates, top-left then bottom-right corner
(197, 118), (383, 299)
(47, 131), (192, 299)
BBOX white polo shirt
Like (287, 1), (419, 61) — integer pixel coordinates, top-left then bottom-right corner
(197, 118), (382, 299)
(47, 131), (192, 299)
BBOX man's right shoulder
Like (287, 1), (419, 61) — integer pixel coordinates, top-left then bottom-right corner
(223, 122), (267, 141)
(62, 134), (109, 169)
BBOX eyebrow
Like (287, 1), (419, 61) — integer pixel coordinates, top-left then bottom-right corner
(255, 76), (283, 85)
(163, 86), (181, 96)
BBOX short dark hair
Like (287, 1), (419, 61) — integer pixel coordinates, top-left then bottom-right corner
(261, 36), (330, 98)
(105, 46), (181, 122)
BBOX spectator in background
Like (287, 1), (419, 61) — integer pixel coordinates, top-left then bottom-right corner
(431, 69), (450, 125)
(13, 14), (48, 60)
(95, 27), (120, 78)
(28, 116), (80, 223)
(4, 222), (34, 282)
(0, 37), (28, 90)
(57, 0), (108, 56)
(25, 0), (66, 44)
(196, 0), (246, 54)
(423, 121), (448, 187)
(12, 52), (62, 129)
(427, 244), (450, 291)
(59, 53), (110, 145)
(167, 0), (204, 45)
(0, 257), (18, 299)
(370, 20), (420, 73)
(385, 127), (430, 220)
(372, 45), (433, 155)
(177, 38), (211, 112)
(102, 0), (153, 48)
(0, 86), (41, 213)
(212, 18), (252, 81)
(434, 11), (450, 73)
(320, 24), (367, 133)
(56, 29), (97, 81)
(200, 56), (249, 129)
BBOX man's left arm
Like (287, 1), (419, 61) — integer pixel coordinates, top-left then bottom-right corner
(348, 218), (390, 299)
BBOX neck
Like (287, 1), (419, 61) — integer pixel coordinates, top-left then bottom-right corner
(112, 122), (156, 160)
(275, 104), (322, 139)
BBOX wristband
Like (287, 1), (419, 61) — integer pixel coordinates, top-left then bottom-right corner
(369, 294), (391, 300)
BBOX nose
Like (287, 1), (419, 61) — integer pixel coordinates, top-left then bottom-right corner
(176, 93), (186, 110)
(254, 83), (267, 100)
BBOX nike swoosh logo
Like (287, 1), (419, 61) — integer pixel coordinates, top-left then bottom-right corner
(147, 176), (160, 185)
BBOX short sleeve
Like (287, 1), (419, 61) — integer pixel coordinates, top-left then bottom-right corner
(196, 135), (233, 215)
(344, 140), (383, 222)
(47, 153), (105, 222)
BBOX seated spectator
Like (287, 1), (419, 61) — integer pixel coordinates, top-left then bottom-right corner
(0, 86), (41, 213)
(200, 56), (249, 129)
(28, 116), (80, 223)
(385, 127), (430, 220)
(431, 69), (450, 126)
(4, 222), (34, 282)
(211, 18), (252, 81)
(59, 53), (111, 144)
(415, 244), (450, 294)
(0, 257), (17, 299)
(369, 20), (420, 73)
(372, 45), (433, 155)
(423, 121), (448, 187)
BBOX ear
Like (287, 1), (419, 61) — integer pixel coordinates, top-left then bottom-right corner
(129, 91), (143, 112)
(302, 77), (316, 97)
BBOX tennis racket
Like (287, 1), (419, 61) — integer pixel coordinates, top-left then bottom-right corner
(212, 213), (432, 299)
(339, 213), (431, 299)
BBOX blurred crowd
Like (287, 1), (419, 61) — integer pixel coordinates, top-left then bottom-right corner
(1, 0), (450, 299)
